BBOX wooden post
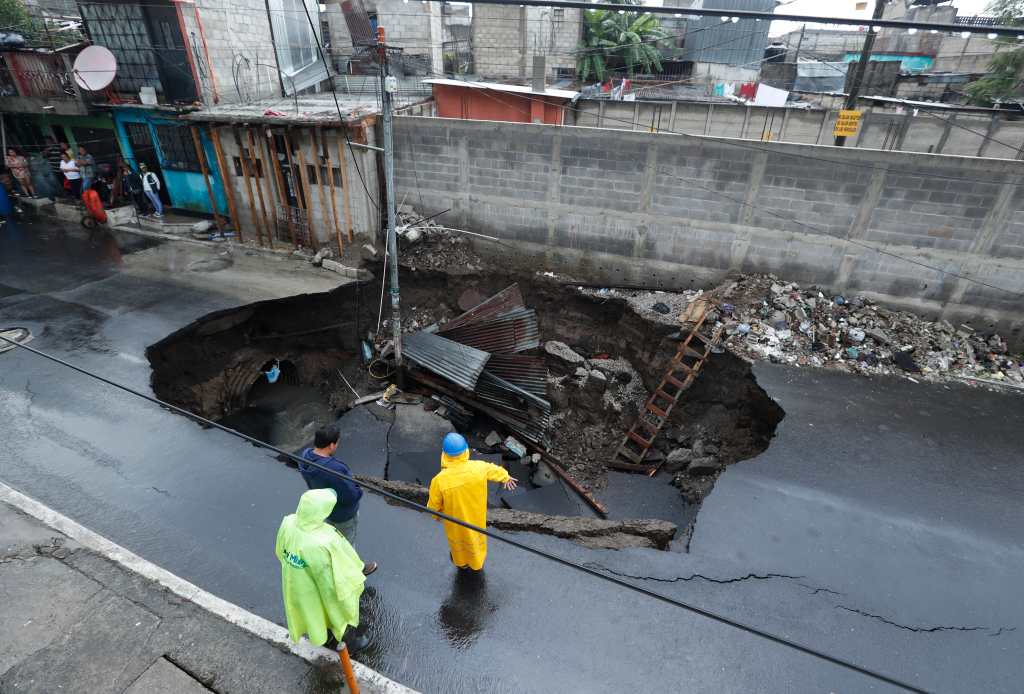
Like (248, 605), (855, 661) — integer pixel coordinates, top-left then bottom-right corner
(246, 127), (274, 248)
(232, 126), (264, 246)
(312, 127), (333, 254)
(210, 126), (242, 240)
(281, 128), (307, 248)
(292, 128), (319, 251)
(320, 128), (344, 254)
(189, 125), (223, 230)
(264, 127), (296, 247)
(336, 130), (354, 242)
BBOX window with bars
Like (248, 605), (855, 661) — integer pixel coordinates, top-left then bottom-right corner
(233, 151), (264, 177)
(154, 125), (200, 171)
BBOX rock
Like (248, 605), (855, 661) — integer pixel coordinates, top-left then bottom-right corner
(664, 448), (692, 472)
(687, 456), (722, 475)
(484, 431), (502, 447)
(573, 367), (589, 379)
(503, 436), (527, 459)
(651, 302), (671, 314)
(589, 358), (636, 384)
(586, 369), (608, 393)
(545, 340), (586, 374)
(865, 327), (891, 345)
(191, 219), (214, 233)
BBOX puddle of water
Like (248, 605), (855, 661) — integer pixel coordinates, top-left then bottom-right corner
(217, 383), (332, 451)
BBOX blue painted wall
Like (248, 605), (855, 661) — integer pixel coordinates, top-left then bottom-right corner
(111, 108), (228, 215)
(843, 52), (935, 74)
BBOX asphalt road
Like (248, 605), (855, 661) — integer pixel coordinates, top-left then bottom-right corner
(2, 220), (1022, 693)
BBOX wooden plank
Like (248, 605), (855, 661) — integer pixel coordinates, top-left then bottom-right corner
(281, 128), (306, 247)
(231, 126), (264, 246)
(263, 127), (295, 248)
(209, 126), (242, 240)
(293, 128), (319, 251)
(337, 130), (354, 242)
(246, 127), (274, 249)
(190, 126), (222, 230)
(312, 127), (333, 254)
(320, 128), (344, 254)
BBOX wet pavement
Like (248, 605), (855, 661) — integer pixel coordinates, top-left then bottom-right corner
(3, 220), (1024, 693)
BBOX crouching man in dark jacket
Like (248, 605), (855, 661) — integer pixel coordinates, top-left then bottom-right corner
(299, 425), (377, 576)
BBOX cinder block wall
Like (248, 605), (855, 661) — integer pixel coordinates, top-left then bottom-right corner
(393, 116), (1024, 337)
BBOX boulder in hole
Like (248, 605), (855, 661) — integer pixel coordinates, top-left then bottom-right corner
(545, 340), (586, 375)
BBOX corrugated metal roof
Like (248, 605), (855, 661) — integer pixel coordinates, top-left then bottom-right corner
(404, 331), (490, 391)
(441, 284), (525, 332)
(484, 354), (547, 397)
(476, 370), (551, 414)
(677, 0), (774, 67)
(439, 307), (540, 354)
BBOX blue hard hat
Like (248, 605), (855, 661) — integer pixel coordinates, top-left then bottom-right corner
(442, 432), (468, 456)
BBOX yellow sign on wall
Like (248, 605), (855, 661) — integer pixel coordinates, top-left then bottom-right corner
(834, 110), (862, 137)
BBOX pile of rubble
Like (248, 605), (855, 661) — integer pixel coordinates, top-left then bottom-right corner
(716, 275), (1023, 386)
(573, 274), (1023, 388)
(395, 206), (488, 273)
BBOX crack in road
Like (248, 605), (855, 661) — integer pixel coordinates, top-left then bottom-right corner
(835, 605), (1017, 637)
(583, 561), (804, 585)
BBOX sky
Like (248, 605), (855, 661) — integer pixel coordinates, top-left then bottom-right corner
(769, 0), (996, 36)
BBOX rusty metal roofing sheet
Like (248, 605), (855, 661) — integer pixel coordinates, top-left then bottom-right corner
(441, 284), (524, 332)
(476, 370), (551, 414)
(484, 354), (548, 397)
(439, 307), (539, 354)
(404, 331), (490, 391)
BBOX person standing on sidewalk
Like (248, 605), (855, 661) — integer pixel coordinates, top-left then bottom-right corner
(121, 163), (148, 215)
(299, 425), (377, 576)
(139, 163), (163, 217)
(6, 148), (35, 197)
(276, 488), (370, 652)
(77, 145), (96, 191)
(59, 151), (81, 198)
(427, 433), (517, 571)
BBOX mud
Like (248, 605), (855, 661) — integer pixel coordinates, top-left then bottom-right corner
(146, 268), (785, 531)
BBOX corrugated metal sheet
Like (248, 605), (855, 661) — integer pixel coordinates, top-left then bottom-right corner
(404, 331), (490, 391)
(439, 307), (540, 354)
(678, 0), (774, 67)
(476, 370), (551, 414)
(484, 355), (547, 397)
(442, 284), (525, 332)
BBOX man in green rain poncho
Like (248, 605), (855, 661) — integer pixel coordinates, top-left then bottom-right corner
(276, 488), (370, 651)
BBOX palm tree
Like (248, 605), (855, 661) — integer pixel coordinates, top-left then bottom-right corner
(577, 8), (668, 82)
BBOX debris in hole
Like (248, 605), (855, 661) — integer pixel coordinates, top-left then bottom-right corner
(716, 274), (1024, 386)
(610, 298), (723, 475)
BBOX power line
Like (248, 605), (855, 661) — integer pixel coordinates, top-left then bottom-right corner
(0, 333), (930, 694)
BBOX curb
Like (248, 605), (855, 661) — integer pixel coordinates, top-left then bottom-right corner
(0, 481), (415, 694)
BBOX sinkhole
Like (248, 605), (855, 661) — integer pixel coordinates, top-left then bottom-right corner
(146, 268), (785, 548)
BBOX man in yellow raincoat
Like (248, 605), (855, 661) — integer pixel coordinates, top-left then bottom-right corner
(276, 488), (368, 650)
(427, 433), (517, 571)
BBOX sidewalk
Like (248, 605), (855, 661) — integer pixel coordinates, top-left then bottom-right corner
(0, 484), (412, 694)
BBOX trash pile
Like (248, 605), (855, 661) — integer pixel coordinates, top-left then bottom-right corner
(395, 205), (487, 273)
(715, 274), (1023, 386)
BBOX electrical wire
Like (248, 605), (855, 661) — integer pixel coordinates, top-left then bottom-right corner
(0, 332), (929, 694)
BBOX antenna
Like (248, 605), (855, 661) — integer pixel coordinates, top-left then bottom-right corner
(72, 46), (117, 91)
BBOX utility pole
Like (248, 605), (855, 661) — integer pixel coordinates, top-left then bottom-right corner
(794, 23), (805, 63)
(377, 26), (404, 384)
(835, 0), (886, 146)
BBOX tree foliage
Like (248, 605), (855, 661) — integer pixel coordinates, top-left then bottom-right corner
(0, 0), (33, 34)
(577, 7), (667, 82)
(964, 0), (1024, 104)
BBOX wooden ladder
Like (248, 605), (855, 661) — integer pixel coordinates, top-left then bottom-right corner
(610, 313), (722, 476)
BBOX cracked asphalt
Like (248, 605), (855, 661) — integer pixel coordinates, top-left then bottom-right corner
(2, 220), (1023, 693)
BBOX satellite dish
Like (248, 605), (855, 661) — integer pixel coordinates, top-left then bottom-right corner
(73, 46), (117, 91)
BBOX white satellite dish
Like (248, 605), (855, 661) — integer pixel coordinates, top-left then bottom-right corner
(73, 46), (117, 91)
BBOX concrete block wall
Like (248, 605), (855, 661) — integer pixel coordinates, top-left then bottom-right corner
(393, 116), (1024, 336)
(471, 5), (580, 79)
(571, 99), (1024, 159)
(213, 124), (379, 248)
(183, 0), (300, 106)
